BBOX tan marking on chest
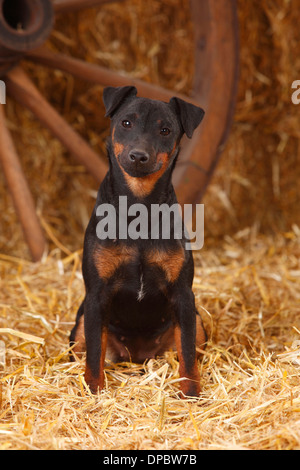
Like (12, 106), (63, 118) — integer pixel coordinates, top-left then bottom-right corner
(94, 245), (137, 280)
(146, 246), (185, 283)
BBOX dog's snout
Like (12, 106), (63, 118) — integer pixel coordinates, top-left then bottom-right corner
(122, 147), (155, 177)
(129, 150), (150, 164)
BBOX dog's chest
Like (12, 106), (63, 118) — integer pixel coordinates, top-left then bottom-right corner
(93, 242), (185, 299)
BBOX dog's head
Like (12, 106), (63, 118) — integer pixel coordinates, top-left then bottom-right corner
(103, 86), (204, 195)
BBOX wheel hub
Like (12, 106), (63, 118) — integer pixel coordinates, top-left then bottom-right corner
(0, 0), (53, 75)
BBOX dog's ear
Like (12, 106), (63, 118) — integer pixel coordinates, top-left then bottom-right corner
(169, 97), (205, 138)
(103, 86), (138, 118)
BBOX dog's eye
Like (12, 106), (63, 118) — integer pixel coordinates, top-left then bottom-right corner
(122, 120), (132, 128)
(160, 128), (170, 136)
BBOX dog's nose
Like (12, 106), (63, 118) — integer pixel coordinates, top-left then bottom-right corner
(128, 150), (150, 164)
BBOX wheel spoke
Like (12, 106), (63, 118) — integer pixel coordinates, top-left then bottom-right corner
(0, 105), (46, 261)
(6, 66), (107, 184)
(27, 47), (201, 105)
(53, 0), (125, 14)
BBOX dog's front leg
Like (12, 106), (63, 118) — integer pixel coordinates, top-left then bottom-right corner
(84, 288), (108, 394)
(171, 288), (204, 397)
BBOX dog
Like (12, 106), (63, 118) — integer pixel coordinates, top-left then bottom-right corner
(70, 86), (207, 397)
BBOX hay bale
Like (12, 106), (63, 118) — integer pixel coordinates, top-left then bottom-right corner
(204, 0), (300, 238)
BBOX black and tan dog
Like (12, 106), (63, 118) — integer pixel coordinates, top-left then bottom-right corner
(70, 86), (207, 397)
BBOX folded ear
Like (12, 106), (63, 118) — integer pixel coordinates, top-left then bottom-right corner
(103, 86), (138, 118)
(169, 97), (205, 138)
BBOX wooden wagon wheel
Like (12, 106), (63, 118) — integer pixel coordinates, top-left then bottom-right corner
(0, 0), (239, 261)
